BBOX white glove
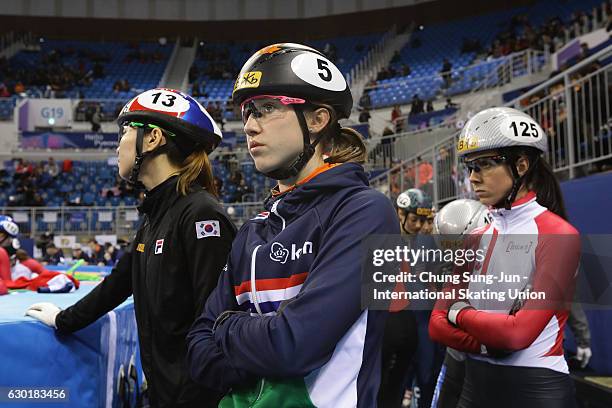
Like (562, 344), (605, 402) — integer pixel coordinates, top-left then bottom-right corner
(576, 346), (592, 368)
(448, 301), (473, 326)
(25, 302), (61, 329)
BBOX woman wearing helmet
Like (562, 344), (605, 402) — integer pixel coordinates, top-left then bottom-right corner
(429, 107), (581, 407)
(0, 215), (20, 295)
(378, 188), (434, 408)
(187, 43), (399, 407)
(429, 199), (491, 408)
(26, 88), (236, 408)
(431, 201), (591, 408)
(396, 188), (433, 235)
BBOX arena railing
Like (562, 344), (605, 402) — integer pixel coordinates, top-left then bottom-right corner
(368, 44), (612, 207)
(1, 202), (270, 237)
(363, 49), (547, 97)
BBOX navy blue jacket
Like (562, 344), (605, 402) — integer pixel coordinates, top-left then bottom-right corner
(187, 163), (399, 408)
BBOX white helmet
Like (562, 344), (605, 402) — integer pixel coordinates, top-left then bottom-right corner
(457, 106), (547, 157)
(433, 199), (491, 235)
(0, 215), (19, 238)
(457, 107), (548, 210)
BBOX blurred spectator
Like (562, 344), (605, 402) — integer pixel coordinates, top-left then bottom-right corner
(62, 159), (73, 173)
(391, 104), (402, 124)
(87, 239), (105, 265)
(359, 107), (371, 123)
(44, 157), (59, 178)
(416, 156), (434, 197)
(90, 106), (101, 132)
(103, 242), (119, 266)
(72, 244), (91, 263)
(0, 82), (10, 97)
(14, 81), (25, 94)
(410, 95), (424, 115)
(323, 42), (337, 62)
(359, 91), (372, 109)
(445, 98), (458, 109)
(381, 126), (396, 168)
(235, 179), (253, 202)
(440, 58), (452, 88)
(15, 249), (46, 277)
(36, 232), (54, 255)
(426, 100), (434, 112)
(42, 243), (64, 265)
(214, 176), (223, 197)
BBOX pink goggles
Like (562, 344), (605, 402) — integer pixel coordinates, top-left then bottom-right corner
(239, 95), (306, 110)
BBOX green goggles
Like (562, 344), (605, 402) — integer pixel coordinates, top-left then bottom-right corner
(118, 121), (175, 143)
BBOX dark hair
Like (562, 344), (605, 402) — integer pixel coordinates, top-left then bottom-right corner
(307, 103), (367, 164)
(15, 249), (29, 261)
(507, 147), (568, 220)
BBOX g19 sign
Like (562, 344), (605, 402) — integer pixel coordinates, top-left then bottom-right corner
(19, 99), (73, 131)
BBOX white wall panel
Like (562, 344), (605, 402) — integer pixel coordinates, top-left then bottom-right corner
(273, 0), (298, 19)
(123, 0), (149, 19)
(60, 0), (88, 18)
(93, 0), (119, 18)
(332, 0), (356, 15)
(30, 0), (56, 17)
(215, 0), (239, 21)
(155, 0), (182, 20)
(244, 0), (268, 20)
(0, 0), (24, 15)
(303, 0), (328, 18)
(0, 0), (436, 20)
(185, 0), (209, 21)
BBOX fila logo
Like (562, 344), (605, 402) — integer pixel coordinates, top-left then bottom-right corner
(155, 239), (164, 255)
(269, 241), (313, 264)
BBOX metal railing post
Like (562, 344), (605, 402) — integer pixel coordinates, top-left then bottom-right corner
(563, 73), (575, 179)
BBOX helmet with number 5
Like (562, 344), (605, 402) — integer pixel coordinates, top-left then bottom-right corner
(232, 43), (352, 119)
(232, 43), (355, 180)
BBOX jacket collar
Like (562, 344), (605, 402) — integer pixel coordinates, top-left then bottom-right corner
(138, 175), (180, 217)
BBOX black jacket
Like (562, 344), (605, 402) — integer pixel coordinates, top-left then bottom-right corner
(56, 176), (236, 407)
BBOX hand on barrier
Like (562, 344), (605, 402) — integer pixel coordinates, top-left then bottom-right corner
(576, 346), (592, 368)
(25, 302), (61, 328)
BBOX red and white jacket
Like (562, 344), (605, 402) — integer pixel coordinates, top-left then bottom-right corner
(429, 192), (581, 373)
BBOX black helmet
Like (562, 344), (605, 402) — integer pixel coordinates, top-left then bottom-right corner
(232, 43), (352, 119)
(233, 43), (352, 180)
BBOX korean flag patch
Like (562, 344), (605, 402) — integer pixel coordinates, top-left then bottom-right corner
(195, 220), (221, 239)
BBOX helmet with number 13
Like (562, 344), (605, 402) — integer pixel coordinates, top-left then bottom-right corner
(116, 88), (223, 186)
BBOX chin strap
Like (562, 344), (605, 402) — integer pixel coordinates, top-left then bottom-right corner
(127, 127), (172, 190)
(496, 151), (540, 210)
(262, 105), (323, 181)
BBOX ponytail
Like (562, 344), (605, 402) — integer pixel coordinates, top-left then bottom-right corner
(310, 103), (367, 165)
(167, 143), (218, 198)
(513, 147), (568, 220)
